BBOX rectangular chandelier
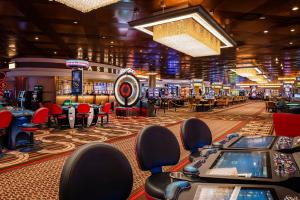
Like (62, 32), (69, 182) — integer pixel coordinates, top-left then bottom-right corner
(55, 0), (120, 13)
(129, 6), (236, 57)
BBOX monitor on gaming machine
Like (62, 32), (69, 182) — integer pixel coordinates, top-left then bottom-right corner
(208, 151), (269, 178)
(193, 185), (274, 200)
(230, 136), (275, 149)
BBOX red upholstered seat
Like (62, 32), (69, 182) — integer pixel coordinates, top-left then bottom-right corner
(97, 103), (111, 117)
(0, 110), (13, 129)
(20, 108), (49, 132)
(77, 104), (90, 129)
(273, 113), (300, 137)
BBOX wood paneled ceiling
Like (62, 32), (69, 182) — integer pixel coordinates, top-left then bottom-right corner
(0, 0), (300, 82)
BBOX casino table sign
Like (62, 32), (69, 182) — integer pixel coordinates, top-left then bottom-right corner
(114, 72), (140, 107)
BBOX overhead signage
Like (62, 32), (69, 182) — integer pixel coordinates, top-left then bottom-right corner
(8, 62), (16, 69)
(66, 59), (89, 68)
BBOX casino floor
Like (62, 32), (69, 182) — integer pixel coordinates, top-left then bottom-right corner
(0, 102), (273, 199)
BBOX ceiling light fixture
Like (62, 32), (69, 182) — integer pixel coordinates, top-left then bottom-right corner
(55, 0), (120, 13)
(35, 36), (39, 40)
(292, 6), (299, 11)
(259, 16), (266, 20)
(129, 6), (236, 57)
(289, 41), (293, 45)
(290, 28), (295, 32)
(263, 30), (269, 34)
(73, 21), (78, 24)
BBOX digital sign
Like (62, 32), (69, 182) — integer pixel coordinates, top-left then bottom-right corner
(72, 69), (83, 95)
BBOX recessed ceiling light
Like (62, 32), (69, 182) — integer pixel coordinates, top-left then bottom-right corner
(110, 41), (114, 44)
(54, 51), (57, 55)
(290, 28), (295, 32)
(292, 6), (299, 11)
(73, 21), (78, 24)
(263, 30), (269, 34)
(289, 42), (293, 45)
(101, 36), (106, 39)
(259, 16), (266, 20)
(34, 36), (39, 40)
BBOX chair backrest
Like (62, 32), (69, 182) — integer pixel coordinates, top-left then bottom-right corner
(0, 110), (13, 129)
(77, 103), (90, 114)
(52, 104), (63, 115)
(273, 113), (300, 137)
(32, 107), (49, 124)
(102, 103), (111, 113)
(180, 118), (212, 153)
(136, 125), (180, 174)
(59, 143), (133, 200)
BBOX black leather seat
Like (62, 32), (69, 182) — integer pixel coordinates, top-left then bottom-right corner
(180, 118), (212, 161)
(136, 125), (180, 199)
(59, 143), (133, 200)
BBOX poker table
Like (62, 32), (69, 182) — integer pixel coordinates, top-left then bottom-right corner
(178, 149), (300, 192)
(176, 183), (300, 200)
(6, 109), (34, 149)
(61, 103), (100, 128)
(223, 135), (300, 153)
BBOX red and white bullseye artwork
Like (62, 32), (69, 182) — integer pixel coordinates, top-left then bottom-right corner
(114, 73), (140, 107)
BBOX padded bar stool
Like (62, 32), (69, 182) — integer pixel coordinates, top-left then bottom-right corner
(136, 125), (180, 199)
(19, 107), (49, 152)
(97, 103), (111, 127)
(180, 118), (212, 162)
(76, 103), (90, 131)
(51, 104), (67, 129)
(0, 110), (13, 155)
(59, 143), (133, 200)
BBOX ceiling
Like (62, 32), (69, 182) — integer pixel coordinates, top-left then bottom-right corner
(0, 0), (300, 83)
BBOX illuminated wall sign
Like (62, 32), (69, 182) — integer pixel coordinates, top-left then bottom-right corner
(8, 62), (16, 69)
(0, 72), (7, 96)
(66, 59), (89, 68)
(71, 69), (83, 95)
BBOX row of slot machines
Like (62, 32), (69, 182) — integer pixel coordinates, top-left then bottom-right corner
(145, 87), (180, 100)
(17, 85), (43, 110)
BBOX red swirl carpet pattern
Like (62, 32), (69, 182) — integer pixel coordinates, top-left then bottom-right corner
(0, 102), (273, 200)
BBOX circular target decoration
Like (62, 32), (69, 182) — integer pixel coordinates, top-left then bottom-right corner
(120, 82), (132, 98)
(114, 72), (140, 107)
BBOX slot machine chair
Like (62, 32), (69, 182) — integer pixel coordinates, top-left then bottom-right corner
(76, 103), (90, 131)
(19, 107), (49, 152)
(51, 104), (67, 129)
(0, 110), (13, 155)
(97, 103), (111, 127)
(180, 118), (212, 162)
(273, 113), (300, 137)
(136, 125), (180, 199)
(59, 143), (133, 200)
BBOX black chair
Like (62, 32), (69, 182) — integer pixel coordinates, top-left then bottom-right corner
(136, 125), (180, 199)
(59, 143), (133, 200)
(180, 118), (212, 162)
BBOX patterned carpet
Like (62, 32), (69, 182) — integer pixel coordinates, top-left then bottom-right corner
(0, 101), (273, 200)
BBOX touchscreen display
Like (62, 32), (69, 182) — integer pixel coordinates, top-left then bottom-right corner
(231, 136), (275, 149)
(193, 186), (274, 200)
(208, 152), (269, 178)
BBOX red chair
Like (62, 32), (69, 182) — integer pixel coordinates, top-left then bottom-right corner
(273, 113), (300, 137)
(51, 104), (67, 129)
(97, 103), (111, 127)
(19, 107), (49, 152)
(76, 104), (90, 130)
(0, 110), (13, 154)
(43, 102), (53, 127)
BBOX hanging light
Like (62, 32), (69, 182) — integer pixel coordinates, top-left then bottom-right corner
(129, 6), (236, 57)
(55, 0), (120, 13)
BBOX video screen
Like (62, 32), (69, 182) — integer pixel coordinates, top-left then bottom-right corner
(208, 151), (269, 178)
(193, 186), (274, 200)
(71, 69), (83, 95)
(230, 136), (275, 149)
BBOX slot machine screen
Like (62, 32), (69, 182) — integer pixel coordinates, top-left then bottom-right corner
(230, 136), (275, 149)
(147, 88), (154, 98)
(193, 185), (274, 200)
(209, 151), (269, 178)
